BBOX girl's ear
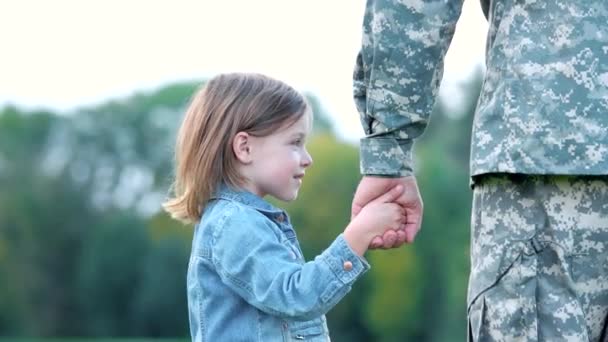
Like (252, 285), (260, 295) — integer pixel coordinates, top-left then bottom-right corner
(233, 132), (252, 164)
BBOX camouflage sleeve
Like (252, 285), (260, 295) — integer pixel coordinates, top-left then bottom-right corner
(354, 0), (464, 176)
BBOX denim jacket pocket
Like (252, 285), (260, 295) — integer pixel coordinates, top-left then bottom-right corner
(287, 318), (327, 341)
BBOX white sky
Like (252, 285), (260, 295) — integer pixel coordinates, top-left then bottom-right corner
(0, 0), (488, 142)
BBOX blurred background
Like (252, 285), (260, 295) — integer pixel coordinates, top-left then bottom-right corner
(0, 0), (487, 341)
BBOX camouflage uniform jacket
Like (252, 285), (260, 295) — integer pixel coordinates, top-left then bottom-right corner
(354, 0), (608, 177)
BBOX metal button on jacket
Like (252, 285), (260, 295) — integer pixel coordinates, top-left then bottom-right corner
(343, 261), (353, 271)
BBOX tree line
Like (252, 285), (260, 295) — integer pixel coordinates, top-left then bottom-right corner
(0, 72), (481, 341)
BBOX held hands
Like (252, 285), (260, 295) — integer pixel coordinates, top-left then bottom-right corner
(351, 176), (423, 249)
(344, 185), (406, 256)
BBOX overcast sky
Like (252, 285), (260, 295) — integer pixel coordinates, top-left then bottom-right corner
(0, 0), (488, 141)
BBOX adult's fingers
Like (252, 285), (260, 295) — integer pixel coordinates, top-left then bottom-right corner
(368, 185), (404, 205)
(403, 205), (423, 243)
(352, 177), (403, 219)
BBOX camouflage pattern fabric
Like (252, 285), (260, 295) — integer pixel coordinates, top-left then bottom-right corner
(468, 174), (608, 341)
(354, 0), (608, 177)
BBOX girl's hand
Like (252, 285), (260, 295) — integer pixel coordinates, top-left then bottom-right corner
(344, 185), (405, 256)
(352, 176), (423, 247)
(355, 201), (405, 235)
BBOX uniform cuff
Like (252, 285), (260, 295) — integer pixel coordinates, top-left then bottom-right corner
(360, 137), (414, 177)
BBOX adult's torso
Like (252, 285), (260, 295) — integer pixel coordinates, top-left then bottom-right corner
(472, 1), (608, 177)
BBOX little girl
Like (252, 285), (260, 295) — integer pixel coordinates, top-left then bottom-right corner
(163, 73), (405, 341)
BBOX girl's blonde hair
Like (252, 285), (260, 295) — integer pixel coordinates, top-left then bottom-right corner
(163, 73), (309, 224)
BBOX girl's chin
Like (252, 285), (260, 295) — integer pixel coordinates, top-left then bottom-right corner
(277, 190), (299, 202)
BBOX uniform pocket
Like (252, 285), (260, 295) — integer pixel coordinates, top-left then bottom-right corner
(468, 296), (487, 342)
(466, 241), (528, 342)
(467, 249), (549, 341)
(467, 253), (528, 342)
(600, 312), (608, 342)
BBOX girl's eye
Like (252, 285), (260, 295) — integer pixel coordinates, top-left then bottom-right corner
(292, 139), (303, 146)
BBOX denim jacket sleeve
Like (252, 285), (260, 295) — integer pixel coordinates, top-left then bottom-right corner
(210, 204), (370, 321)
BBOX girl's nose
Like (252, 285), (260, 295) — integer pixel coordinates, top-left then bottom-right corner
(302, 149), (313, 167)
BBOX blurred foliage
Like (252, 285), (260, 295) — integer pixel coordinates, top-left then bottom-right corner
(0, 71), (481, 340)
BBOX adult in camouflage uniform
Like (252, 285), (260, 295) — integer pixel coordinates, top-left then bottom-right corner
(350, 1), (608, 341)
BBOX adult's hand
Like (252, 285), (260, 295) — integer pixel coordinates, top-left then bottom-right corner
(351, 176), (423, 248)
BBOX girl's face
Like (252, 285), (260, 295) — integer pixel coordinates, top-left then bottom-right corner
(244, 113), (313, 201)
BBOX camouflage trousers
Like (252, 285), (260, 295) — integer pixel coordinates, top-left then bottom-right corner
(467, 174), (608, 342)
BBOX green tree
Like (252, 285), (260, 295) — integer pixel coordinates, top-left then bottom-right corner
(0, 108), (93, 335)
(0, 80), (338, 337)
(76, 213), (150, 336)
(411, 68), (482, 341)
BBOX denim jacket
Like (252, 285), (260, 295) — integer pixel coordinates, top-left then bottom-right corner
(187, 185), (370, 341)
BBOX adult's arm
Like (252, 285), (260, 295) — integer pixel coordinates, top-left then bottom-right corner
(354, 0), (464, 176)
(353, 0), (464, 245)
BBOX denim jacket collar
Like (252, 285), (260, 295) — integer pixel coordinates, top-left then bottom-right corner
(212, 183), (283, 216)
